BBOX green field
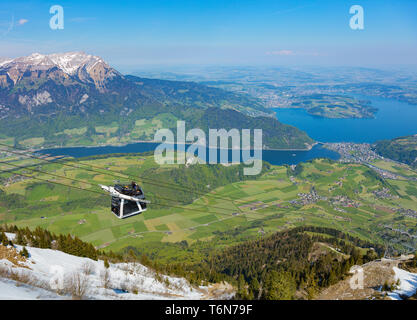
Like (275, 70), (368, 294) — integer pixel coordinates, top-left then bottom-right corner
(370, 159), (417, 179)
(291, 94), (377, 119)
(1, 153), (417, 261)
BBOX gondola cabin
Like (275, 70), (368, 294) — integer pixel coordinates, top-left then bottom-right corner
(100, 182), (149, 219)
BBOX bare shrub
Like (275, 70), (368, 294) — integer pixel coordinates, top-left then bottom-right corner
(31, 278), (50, 292)
(131, 285), (138, 295)
(0, 262), (89, 299)
(155, 272), (163, 283)
(81, 261), (94, 276)
(100, 268), (111, 289)
(0, 265), (52, 292)
(11, 269), (33, 285)
(1, 267), (45, 291)
(66, 272), (89, 300)
(8, 268), (19, 282)
(0, 264), (10, 277)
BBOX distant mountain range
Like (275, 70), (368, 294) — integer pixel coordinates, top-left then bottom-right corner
(0, 52), (269, 118)
(0, 52), (314, 150)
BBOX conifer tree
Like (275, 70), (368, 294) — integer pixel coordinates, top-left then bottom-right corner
(15, 230), (25, 246)
(0, 231), (8, 246)
(20, 247), (29, 258)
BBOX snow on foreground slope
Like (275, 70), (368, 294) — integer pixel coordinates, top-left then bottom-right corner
(0, 278), (63, 300)
(388, 267), (417, 300)
(0, 244), (234, 300)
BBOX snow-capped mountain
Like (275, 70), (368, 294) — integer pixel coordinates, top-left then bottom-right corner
(0, 52), (119, 91)
(0, 51), (266, 120)
(0, 51), (136, 117)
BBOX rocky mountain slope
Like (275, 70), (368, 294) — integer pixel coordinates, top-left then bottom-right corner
(0, 52), (118, 92)
(0, 52), (268, 118)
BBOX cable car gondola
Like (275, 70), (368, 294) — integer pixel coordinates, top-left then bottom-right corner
(100, 182), (150, 219)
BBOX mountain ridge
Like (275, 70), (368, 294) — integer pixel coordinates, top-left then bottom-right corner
(0, 52), (314, 150)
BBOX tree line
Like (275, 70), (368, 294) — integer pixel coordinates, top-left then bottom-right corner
(128, 226), (384, 300)
(0, 224), (123, 262)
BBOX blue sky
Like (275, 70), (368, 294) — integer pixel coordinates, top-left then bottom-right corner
(0, 0), (416, 71)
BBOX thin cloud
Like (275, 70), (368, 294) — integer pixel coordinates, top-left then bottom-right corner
(266, 50), (294, 56)
(266, 50), (323, 57)
(17, 19), (28, 26)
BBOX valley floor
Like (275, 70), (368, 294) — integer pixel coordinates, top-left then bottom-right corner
(1, 153), (417, 260)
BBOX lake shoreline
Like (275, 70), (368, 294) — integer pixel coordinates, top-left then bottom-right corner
(35, 140), (318, 153)
(36, 142), (339, 167)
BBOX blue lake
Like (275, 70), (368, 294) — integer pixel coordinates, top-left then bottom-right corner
(38, 94), (416, 165)
(38, 143), (340, 166)
(274, 95), (417, 143)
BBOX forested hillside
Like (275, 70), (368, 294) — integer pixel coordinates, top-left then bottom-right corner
(133, 226), (384, 300)
(141, 161), (271, 204)
(374, 135), (417, 168)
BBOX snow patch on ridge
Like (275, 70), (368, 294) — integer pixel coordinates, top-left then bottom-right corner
(80, 94), (89, 104)
(388, 267), (417, 300)
(0, 58), (12, 67)
(48, 52), (106, 75)
(0, 52), (111, 76)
